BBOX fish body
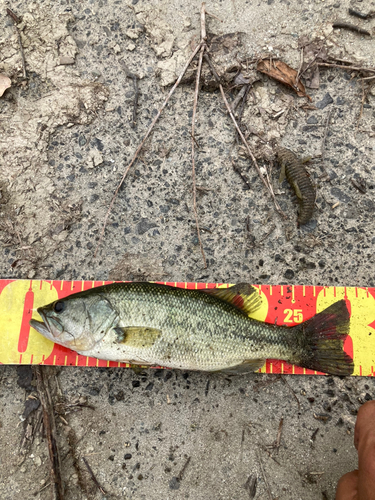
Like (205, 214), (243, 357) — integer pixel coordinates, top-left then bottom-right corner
(30, 282), (353, 376)
(277, 147), (316, 226)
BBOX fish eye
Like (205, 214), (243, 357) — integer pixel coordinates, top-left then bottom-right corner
(54, 301), (65, 313)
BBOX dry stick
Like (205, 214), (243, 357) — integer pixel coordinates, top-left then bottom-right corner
(94, 39), (204, 257)
(321, 108), (333, 162)
(204, 54), (287, 219)
(358, 75), (375, 81)
(232, 159), (251, 190)
(259, 442), (281, 466)
(7, 8), (27, 79)
(190, 2), (207, 268)
(235, 85), (251, 144)
(295, 47), (304, 86)
(280, 376), (301, 409)
(237, 85), (250, 119)
(318, 62), (375, 73)
(82, 457), (107, 495)
(275, 417), (284, 452)
(177, 456), (191, 482)
(256, 449), (273, 500)
(299, 46), (325, 83)
(231, 84), (249, 112)
(259, 223), (276, 243)
(191, 45), (207, 268)
(34, 367), (64, 500)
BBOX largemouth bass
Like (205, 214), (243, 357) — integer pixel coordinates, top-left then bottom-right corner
(30, 282), (353, 376)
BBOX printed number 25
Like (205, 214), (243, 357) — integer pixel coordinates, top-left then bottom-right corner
(284, 309), (303, 323)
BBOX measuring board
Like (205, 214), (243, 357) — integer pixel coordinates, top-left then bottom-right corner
(0, 279), (374, 376)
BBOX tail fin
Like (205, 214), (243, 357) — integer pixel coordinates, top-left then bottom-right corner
(297, 300), (353, 376)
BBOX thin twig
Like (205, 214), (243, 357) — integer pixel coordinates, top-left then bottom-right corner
(258, 443), (281, 465)
(82, 457), (107, 495)
(280, 376), (301, 409)
(275, 417), (283, 452)
(299, 47), (324, 81)
(235, 85), (251, 144)
(231, 84), (249, 112)
(256, 449), (273, 500)
(33, 367), (64, 500)
(205, 10), (222, 22)
(94, 39), (204, 257)
(310, 427), (319, 444)
(7, 8), (27, 79)
(190, 3), (207, 268)
(237, 85), (250, 119)
(232, 159), (251, 190)
(6, 7), (20, 23)
(204, 54), (287, 219)
(320, 108), (333, 170)
(318, 62), (375, 73)
(121, 62), (139, 128)
(33, 482), (52, 497)
(295, 47), (304, 87)
(177, 456), (191, 481)
(189, 130), (200, 149)
(358, 75), (375, 81)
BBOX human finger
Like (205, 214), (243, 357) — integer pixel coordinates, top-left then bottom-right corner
(354, 400), (375, 450)
(335, 470), (358, 500)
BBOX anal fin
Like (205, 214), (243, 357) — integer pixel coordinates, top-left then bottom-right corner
(218, 358), (265, 375)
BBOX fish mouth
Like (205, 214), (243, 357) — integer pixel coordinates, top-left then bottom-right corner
(30, 310), (58, 342)
(30, 318), (53, 340)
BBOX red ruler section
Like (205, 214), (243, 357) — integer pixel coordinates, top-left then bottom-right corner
(0, 280), (374, 376)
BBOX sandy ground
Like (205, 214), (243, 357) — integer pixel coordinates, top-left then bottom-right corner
(1, 0), (375, 498)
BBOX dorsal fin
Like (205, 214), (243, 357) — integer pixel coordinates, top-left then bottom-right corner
(203, 284), (262, 316)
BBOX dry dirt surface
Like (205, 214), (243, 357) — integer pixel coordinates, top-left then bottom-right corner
(1, 0), (375, 498)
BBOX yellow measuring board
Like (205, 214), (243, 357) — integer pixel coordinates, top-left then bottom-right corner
(0, 279), (374, 376)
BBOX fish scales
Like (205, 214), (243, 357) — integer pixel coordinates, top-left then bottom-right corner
(30, 282), (353, 375)
(277, 147), (316, 225)
(96, 283), (296, 370)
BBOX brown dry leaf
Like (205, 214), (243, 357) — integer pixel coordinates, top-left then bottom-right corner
(257, 59), (311, 100)
(0, 74), (11, 97)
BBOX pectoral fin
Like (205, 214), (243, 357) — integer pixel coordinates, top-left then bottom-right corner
(115, 327), (161, 348)
(219, 358), (266, 374)
(203, 283), (262, 316)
